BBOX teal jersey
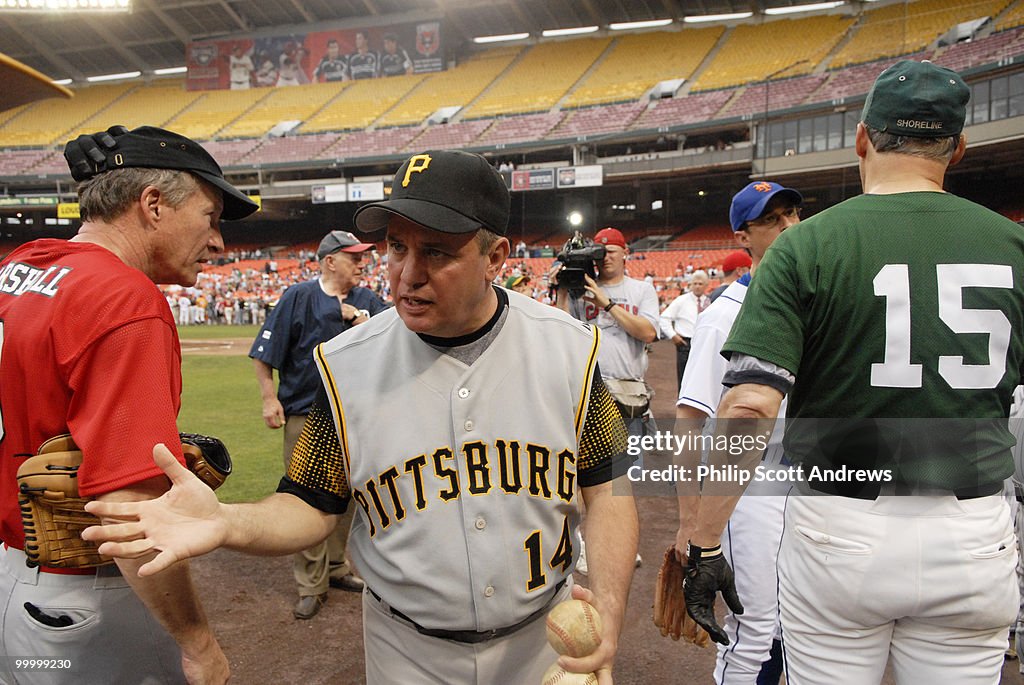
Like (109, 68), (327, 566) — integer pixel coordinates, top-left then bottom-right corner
(723, 192), (1024, 489)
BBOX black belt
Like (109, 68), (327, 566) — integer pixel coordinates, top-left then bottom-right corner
(368, 579), (566, 644)
(806, 480), (1002, 500)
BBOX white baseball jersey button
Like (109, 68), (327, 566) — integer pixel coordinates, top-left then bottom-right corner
(464, 420), (474, 431)
(458, 388), (470, 398)
(475, 517), (486, 530)
(484, 586), (495, 597)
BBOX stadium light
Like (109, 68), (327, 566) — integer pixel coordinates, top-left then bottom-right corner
(52, 78), (72, 85)
(764, 1), (844, 15)
(542, 26), (599, 37)
(473, 32), (530, 44)
(683, 12), (753, 23)
(154, 66), (187, 75)
(568, 211), (583, 227)
(86, 70), (141, 82)
(608, 19), (672, 31)
(0, 0), (130, 11)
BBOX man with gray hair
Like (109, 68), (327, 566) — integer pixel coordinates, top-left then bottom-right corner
(684, 60), (1024, 683)
(660, 269), (711, 389)
(0, 124), (257, 684)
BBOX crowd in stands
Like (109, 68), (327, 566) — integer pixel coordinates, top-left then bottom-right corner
(166, 239), (732, 326)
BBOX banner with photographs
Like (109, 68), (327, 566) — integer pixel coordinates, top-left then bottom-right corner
(186, 20), (444, 91)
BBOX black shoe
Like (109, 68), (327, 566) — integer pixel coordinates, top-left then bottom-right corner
(293, 593), (327, 620)
(329, 574), (365, 593)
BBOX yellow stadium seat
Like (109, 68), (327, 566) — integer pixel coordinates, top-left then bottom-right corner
(164, 87), (271, 140)
(303, 75), (421, 133)
(693, 14), (854, 91)
(67, 79), (202, 136)
(219, 81), (349, 138)
(467, 38), (612, 118)
(564, 27), (723, 107)
(0, 83), (135, 147)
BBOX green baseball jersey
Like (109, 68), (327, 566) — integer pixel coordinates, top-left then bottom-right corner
(724, 192), (1024, 489)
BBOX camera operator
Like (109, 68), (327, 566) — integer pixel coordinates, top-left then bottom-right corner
(555, 227), (659, 438)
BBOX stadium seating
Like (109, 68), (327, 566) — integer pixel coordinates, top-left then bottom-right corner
(301, 75), (422, 133)
(996, 1), (1024, 30)
(563, 27), (724, 107)
(219, 81), (347, 138)
(475, 112), (565, 146)
(407, 119), (493, 150)
(241, 133), (342, 165)
(551, 101), (647, 138)
(466, 37), (612, 118)
(377, 48), (522, 127)
(0, 83), (134, 147)
(830, 0), (1010, 68)
(692, 14), (854, 91)
(815, 52), (932, 102)
(723, 74), (828, 118)
(936, 26), (1024, 72)
(68, 79), (202, 136)
(0, 149), (57, 176)
(200, 139), (264, 168)
(631, 90), (733, 129)
(317, 126), (421, 160)
(164, 87), (270, 140)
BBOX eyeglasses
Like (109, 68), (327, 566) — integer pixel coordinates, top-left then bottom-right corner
(745, 206), (801, 229)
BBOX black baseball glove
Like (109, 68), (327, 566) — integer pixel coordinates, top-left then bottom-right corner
(63, 125), (130, 181)
(179, 432), (232, 490)
(683, 542), (744, 645)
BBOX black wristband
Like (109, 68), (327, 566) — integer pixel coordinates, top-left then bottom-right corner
(603, 301), (616, 312)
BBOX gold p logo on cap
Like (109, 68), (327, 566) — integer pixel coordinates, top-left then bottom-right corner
(402, 154), (432, 187)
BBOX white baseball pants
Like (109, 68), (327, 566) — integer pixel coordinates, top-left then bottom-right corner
(778, 492), (1018, 685)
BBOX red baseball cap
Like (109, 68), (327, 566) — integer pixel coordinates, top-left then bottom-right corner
(594, 227), (626, 249)
(721, 250), (752, 273)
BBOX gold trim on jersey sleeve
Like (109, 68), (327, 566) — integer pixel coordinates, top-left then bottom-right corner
(314, 342), (351, 473)
(575, 325), (601, 440)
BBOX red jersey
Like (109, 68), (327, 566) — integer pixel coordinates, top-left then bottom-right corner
(0, 239), (185, 549)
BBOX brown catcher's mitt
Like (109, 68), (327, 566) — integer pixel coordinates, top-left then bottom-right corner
(17, 432), (232, 569)
(653, 544), (710, 646)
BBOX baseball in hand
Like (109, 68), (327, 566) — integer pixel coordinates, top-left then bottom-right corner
(545, 599), (603, 657)
(541, 662), (598, 685)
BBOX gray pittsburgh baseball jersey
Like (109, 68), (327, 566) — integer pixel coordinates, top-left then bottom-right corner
(280, 291), (628, 630)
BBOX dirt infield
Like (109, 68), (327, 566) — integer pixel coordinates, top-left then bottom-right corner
(187, 340), (1023, 684)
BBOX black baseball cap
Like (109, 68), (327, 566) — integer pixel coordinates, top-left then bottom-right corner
(64, 125), (258, 221)
(353, 150), (510, 237)
(862, 60), (970, 138)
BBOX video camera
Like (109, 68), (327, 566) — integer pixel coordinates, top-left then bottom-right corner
(555, 231), (606, 297)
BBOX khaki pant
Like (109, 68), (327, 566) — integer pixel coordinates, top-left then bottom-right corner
(284, 415), (355, 597)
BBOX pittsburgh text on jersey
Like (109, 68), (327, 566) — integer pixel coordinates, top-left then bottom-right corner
(352, 439), (577, 537)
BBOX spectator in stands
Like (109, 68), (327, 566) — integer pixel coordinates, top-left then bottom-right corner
(250, 229), (388, 620)
(379, 33), (413, 77)
(708, 250), (752, 302)
(515, 238), (527, 258)
(228, 44), (254, 90)
(348, 30), (379, 81)
(313, 38), (347, 83)
(660, 269), (710, 389)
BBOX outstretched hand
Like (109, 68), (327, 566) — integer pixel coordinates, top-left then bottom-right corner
(83, 443), (228, 576)
(557, 584), (615, 685)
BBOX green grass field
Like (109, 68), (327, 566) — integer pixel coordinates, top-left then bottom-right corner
(176, 327), (283, 503)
